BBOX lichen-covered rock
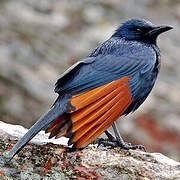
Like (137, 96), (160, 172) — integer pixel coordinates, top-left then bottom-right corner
(0, 121), (180, 179)
(81, 149), (180, 180)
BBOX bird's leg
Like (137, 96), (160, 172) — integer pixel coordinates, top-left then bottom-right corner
(94, 122), (146, 151)
(94, 123), (127, 148)
(104, 130), (116, 141)
(112, 122), (146, 150)
(112, 122), (127, 146)
(93, 130), (116, 146)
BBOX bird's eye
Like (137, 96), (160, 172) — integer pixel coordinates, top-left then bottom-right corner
(135, 28), (143, 33)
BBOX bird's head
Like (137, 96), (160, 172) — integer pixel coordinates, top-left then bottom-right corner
(112, 19), (173, 44)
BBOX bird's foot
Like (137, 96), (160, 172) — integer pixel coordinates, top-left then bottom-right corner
(119, 142), (146, 151)
(94, 138), (146, 151)
(93, 138), (117, 148)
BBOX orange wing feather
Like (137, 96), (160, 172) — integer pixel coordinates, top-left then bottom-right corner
(71, 92), (132, 145)
(70, 76), (131, 111)
(46, 76), (133, 148)
(71, 86), (130, 133)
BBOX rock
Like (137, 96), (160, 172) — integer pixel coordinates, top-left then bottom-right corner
(0, 121), (180, 179)
(82, 149), (180, 180)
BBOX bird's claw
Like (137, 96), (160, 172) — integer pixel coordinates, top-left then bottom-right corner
(94, 138), (146, 151)
(120, 143), (146, 151)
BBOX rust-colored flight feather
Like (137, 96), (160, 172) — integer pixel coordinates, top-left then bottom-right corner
(72, 92), (132, 148)
(46, 76), (133, 148)
(70, 76), (131, 111)
(46, 115), (66, 133)
(71, 93), (132, 144)
(71, 86), (130, 133)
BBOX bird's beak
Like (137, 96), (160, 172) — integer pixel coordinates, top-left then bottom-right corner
(147, 25), (173, 38)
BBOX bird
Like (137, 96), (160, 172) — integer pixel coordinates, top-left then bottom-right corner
(8, 18), (173, 159)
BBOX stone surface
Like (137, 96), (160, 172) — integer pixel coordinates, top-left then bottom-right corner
(0, 121), (180, 180)
(0, 0), (180, 161)
(82, 149), (180, 180)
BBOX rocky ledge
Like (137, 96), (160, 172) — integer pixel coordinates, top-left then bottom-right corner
(0, 121), (180, 180)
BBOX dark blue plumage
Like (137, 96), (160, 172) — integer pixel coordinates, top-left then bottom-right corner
(55, 19), (168, 112)
(8, 19), (172, 159)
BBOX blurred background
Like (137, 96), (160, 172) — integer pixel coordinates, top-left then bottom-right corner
(0, 0), (180, 161)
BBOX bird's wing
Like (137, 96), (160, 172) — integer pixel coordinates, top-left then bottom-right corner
(55, 52), (155, 95)
(46, 52), (156, 148)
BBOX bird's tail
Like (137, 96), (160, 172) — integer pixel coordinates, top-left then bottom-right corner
(7, 98), (66, 159)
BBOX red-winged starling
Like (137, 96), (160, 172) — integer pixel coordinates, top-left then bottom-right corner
(8, 19), (173, 159)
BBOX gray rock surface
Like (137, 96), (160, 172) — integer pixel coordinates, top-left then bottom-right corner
(0, 121), (180, 180)
(0, 0), (180, 161)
